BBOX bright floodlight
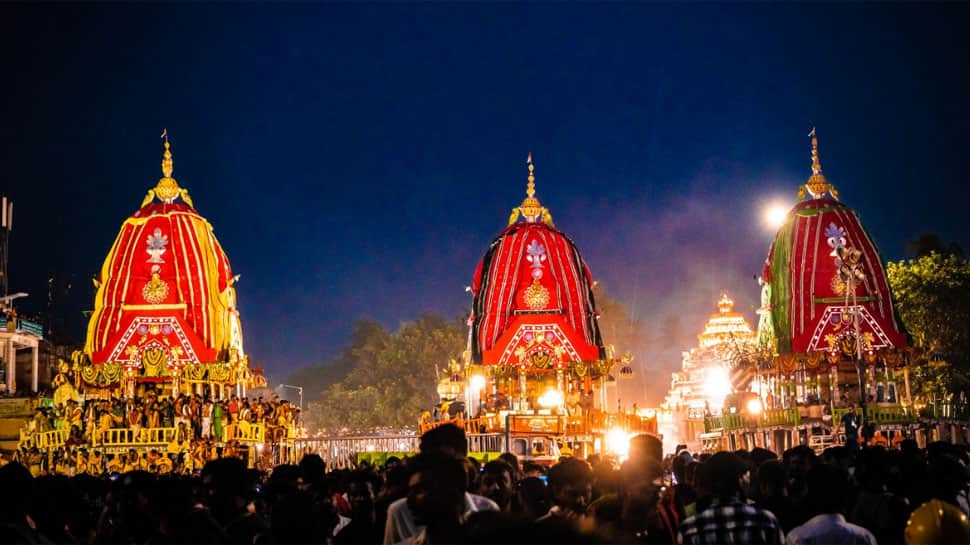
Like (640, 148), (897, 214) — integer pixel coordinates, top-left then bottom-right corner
(605, 428), (632, 459)
(763, 203), (789, 229)
(469, 374), (487, 391)
(537, 388), (564, 408)
(704, 366), (732, 409)
(746, 397), (764, 415)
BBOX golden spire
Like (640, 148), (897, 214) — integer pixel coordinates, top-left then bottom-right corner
(800, 127), (839, 200)
(508, 152), (554, 226)
(161, 129), (173, 178)
(142, 129), (193, 208)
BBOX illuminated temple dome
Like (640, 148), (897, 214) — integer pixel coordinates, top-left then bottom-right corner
(758, 130), (907, 365)
(662, 293), (757, 449)
(698, 293), (756, 350)
(82, 136), (246, 393)
(470, 154), (605, 372)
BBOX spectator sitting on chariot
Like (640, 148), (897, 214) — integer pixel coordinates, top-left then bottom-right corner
(110, 399), (124, 428)
(31, 408), (46, 434)
(88, 449), (102, 474)
(68, 400), (83, 429)
(228, 394), (240, 423)
(201, 399), (213, 438)
(105, 453), (123, 474)
(65, 424), (85, 447)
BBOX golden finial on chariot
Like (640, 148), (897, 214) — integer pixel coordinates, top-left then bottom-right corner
(799, 127), (839, 200)
(142, 130), (194, 207)
(509, 152), (554, 226)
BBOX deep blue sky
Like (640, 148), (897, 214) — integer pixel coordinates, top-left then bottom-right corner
(3, 4), (969, 403)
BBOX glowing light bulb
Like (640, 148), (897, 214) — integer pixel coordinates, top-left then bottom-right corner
(469, 374), (487, 391)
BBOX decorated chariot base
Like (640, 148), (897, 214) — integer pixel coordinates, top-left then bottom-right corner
(696, 132), (969, 453)
(12, 137), (297, 468)
(417, 155), (657, 462)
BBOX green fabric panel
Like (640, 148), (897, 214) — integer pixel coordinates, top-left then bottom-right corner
(756, 283), (776, 350)
(769, 216), (795, 353)
(793, 204), (849, 217)
(814, 296), (877, 304)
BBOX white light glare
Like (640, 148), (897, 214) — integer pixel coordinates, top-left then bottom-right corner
(537, 388), (564, 408)
(605, 428), (633, 459)
(763, 203), (790, 230)
(703, 366), (732, 410)
(469, 374), (487, 391)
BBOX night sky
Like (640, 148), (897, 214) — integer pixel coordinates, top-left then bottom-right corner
(3, 4), (969, 403)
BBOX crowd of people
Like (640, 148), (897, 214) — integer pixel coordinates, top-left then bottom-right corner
(15, 392), (300, 477)
(1, 423), (968, 544)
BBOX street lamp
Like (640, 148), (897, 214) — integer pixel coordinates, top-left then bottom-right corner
(277, 384), (304, 414)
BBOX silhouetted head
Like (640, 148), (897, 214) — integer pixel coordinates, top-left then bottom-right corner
(757, 460), (787, 498)
(547, 458), (593, 514)
(406, 451), (467, 525)
(0, 462), (33, 523)
(420, 424), (468, 457)
(628, 434), (663, 467)
(705, 451), (749, 499)
(806, 464), (849, 514)
(478, 460), (514, 509)
(498, 452), (520, 478)
(299, 453), (327, 487)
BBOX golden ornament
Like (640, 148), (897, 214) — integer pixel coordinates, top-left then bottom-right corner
(142, 269), (170, 304)
(524, 279), (550, 310)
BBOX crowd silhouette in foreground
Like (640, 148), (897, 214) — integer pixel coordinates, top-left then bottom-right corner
(1, 423), (968, 545)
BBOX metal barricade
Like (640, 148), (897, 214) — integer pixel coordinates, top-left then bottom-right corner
(98, 427), (176, 447)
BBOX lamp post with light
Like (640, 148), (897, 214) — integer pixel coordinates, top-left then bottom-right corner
(277, 383), (304, 414)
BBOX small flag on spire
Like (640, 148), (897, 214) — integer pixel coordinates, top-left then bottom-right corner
(527, 151), (532, 164)
(808, 127), (816, 138)
(160, 128), (168, 141)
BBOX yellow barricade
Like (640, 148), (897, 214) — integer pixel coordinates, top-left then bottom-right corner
(39, 429), (69, 449)
(98, 427), (177, 447)
(19, 429), (69, 450)
(225, 422), (265, 443)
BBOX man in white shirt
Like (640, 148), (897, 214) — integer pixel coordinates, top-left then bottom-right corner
(786, 465), (876, 545)
(383, 485), (498, 544)
(383, 424), (498, 545)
